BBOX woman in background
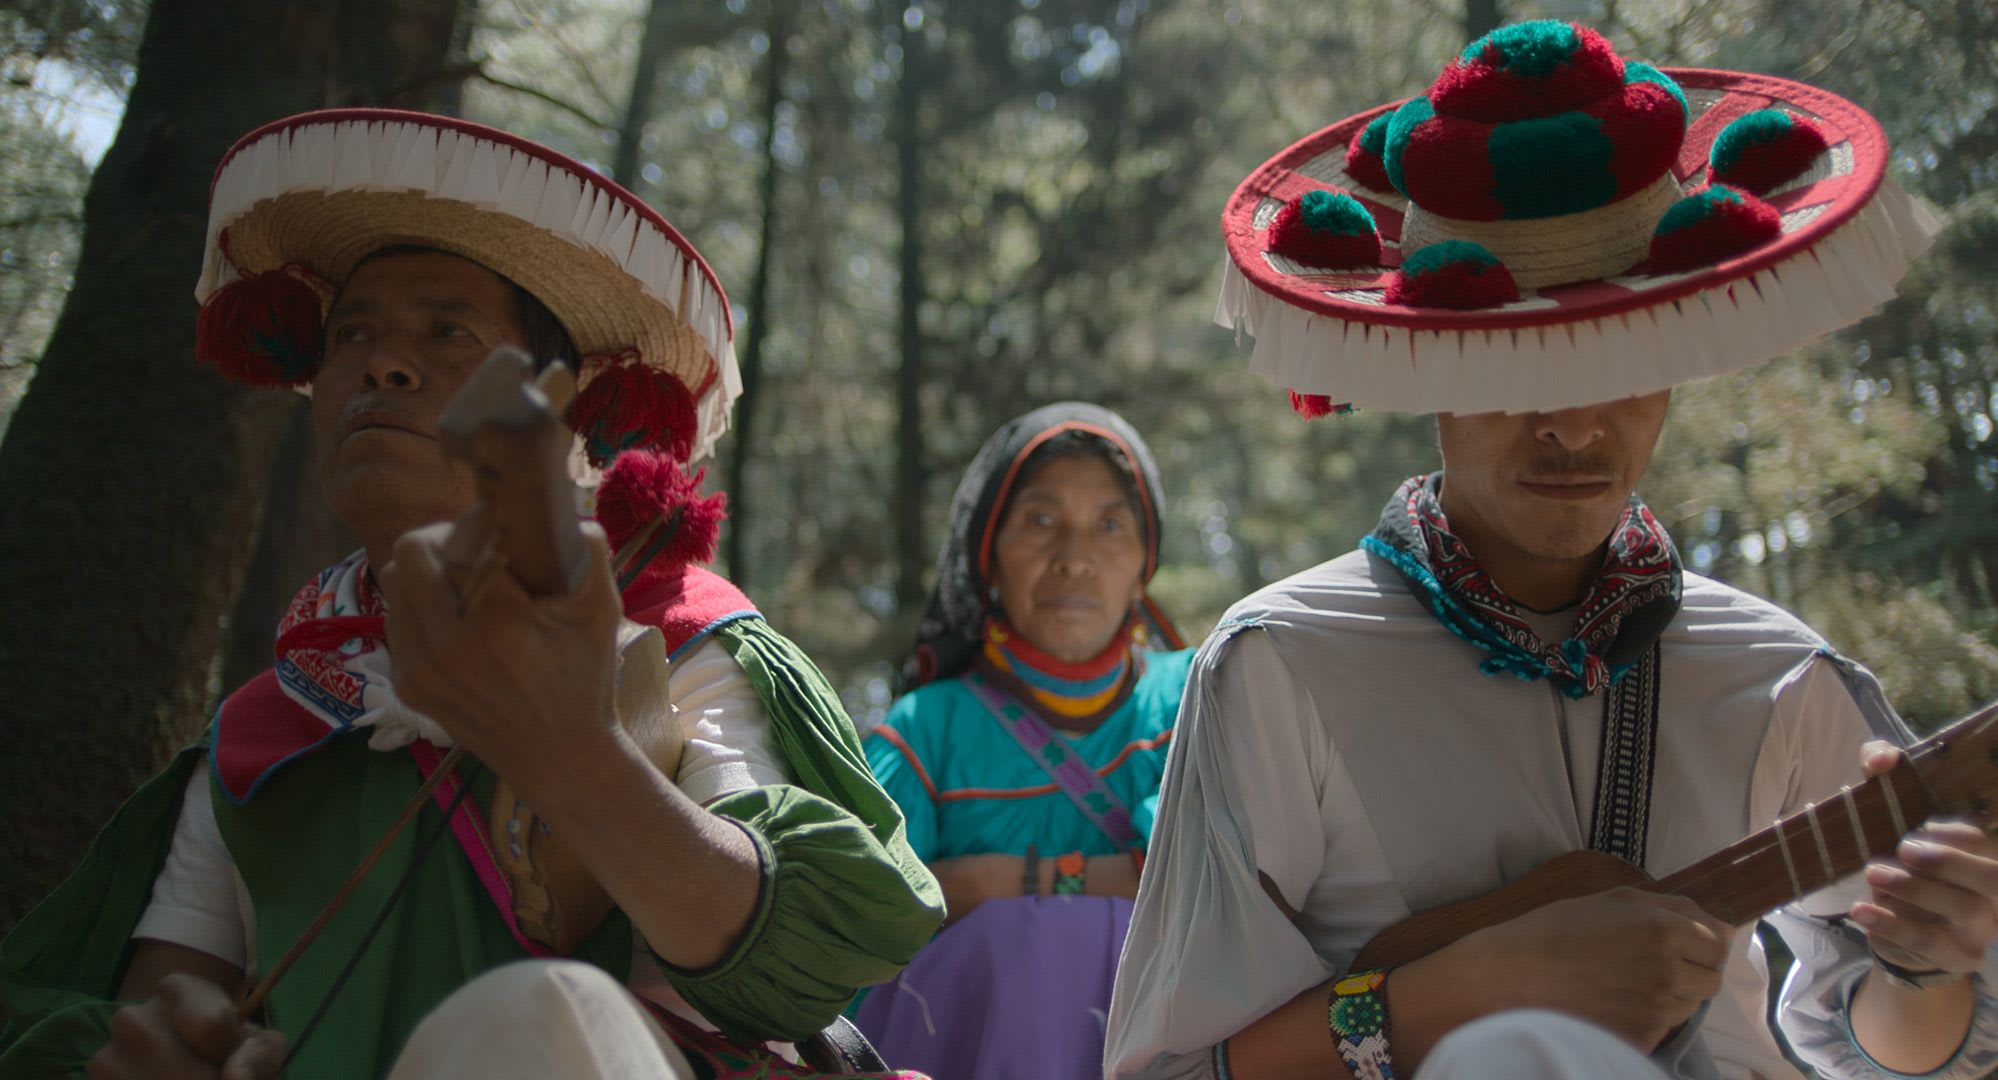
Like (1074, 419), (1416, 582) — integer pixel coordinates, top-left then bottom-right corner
(856, 402), (1192, 1080)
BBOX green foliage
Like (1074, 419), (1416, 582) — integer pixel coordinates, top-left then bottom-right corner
(0, 103), (87, 428)
(3, 0), (1997, 732)
(0, 1), (140, 438)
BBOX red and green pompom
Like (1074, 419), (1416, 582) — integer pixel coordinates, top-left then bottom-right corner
(1288, 390), (1352, 419)
(1344, 111), (1396, 192)
(595, 450), (727, 589)
(1431, 20), (1623, 122)
(1709, 109), (1830, 194)
(1386, 240), (1521, 309)
(194, 264), (331, 387)
(1384, 21), (1686, 222)
(1267, 188), (1383, 269)
(569, 359), (698, 468)
(1647, 184), (1782, 272)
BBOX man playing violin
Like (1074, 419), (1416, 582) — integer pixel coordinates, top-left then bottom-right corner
(0, 110), (942, 1080)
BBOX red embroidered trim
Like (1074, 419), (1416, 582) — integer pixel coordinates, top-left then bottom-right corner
(870, 725), (941, 804)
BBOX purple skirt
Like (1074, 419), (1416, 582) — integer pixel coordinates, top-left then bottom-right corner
(855, 894), (1134, 1080)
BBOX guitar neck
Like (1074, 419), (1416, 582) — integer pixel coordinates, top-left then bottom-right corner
(1655, 727), (1964, 924)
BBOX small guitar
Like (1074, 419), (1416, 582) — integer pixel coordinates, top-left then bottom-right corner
(1353, 699), (1998, 971)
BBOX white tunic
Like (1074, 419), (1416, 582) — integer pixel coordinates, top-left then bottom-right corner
(1105, 549), (1998, 1080)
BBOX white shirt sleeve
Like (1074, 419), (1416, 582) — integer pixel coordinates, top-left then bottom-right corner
(665, 637), (792, 807)
(624, 635), (797, 1024)
(1770, 655), (1998, 1080)
(130, 766), (257, 973)
(1105, 624), (1340, 1080)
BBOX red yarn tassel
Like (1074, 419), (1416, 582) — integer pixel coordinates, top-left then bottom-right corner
(569, 359), (698, 468)
(194, 265), (330, 387)
(1288, 390), (1348, 419)
(595, 450), (727, 588)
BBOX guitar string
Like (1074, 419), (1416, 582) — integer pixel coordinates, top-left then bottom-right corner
(1880, 772), (1909, 838)
(1840, 785), (1869, 860)
(1804, 802), (1835, 883)
(1652, 731), (1968, 924)
(1773, 817), (1802, 898)
(1671, 769), (1935, 919)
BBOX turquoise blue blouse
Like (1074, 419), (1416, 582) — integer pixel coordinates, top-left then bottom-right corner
(865, 649), (1195, 861)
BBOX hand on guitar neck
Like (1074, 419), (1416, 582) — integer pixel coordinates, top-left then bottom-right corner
(1844, 740), (1995, 1075)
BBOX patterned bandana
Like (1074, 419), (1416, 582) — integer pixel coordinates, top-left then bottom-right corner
(272, 550), (452, 749)
(1362, 473), (1682, 698)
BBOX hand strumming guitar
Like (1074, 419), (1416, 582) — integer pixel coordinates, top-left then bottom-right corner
(1390, 886), (1733, 1059)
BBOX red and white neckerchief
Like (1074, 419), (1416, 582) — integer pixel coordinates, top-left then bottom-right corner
(271, 550), (452, 750)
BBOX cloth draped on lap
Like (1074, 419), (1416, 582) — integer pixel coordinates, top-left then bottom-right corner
(855, 895), (1132, 1080)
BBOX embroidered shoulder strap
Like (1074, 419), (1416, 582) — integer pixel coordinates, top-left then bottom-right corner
(962, 672), (1140, 850)
(1587, 642), (1662, 866)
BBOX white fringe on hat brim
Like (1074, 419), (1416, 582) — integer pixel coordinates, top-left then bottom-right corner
(1216, 178), (1941, 414)
(197, 117), (739, 463)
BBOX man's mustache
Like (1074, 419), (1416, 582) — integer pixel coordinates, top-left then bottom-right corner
(1518, 452), (1621, 483)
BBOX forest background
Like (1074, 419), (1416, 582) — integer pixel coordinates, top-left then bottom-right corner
(2, 0), (1995, 929)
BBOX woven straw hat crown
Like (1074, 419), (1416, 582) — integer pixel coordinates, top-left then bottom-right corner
(195, 109), (739, 465)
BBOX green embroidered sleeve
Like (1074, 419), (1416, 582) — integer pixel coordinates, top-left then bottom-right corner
(650, 620), (942, 1042)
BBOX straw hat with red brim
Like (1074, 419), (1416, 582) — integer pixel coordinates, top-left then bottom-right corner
(1218, 20), (1941, 417)
(193, 108), (738, 468)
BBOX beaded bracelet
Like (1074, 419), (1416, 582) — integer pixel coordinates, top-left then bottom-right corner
(1328, 968), (1396, 1080)
(1054, 851), (1087, 896)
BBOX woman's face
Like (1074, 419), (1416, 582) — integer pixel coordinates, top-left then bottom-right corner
(988, 452), (1148, 664)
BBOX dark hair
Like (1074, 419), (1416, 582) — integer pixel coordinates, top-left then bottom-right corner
(1007, 429), (1145, 523)
(340, 244), (578, 370)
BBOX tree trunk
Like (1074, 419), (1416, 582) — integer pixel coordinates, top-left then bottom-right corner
(722, 4), (794, 588)
(217, 405), (358, 696)
(610, 4), (746, 190)
(0, 0), (460, 933)
(611, 0), (678, 189)
(216, 0), (464, 700)
(1464, 0), (1504, 40)
(894, 15), (928, 608)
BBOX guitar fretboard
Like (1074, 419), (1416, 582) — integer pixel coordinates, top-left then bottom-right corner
(1654, 706), (1993, 923)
